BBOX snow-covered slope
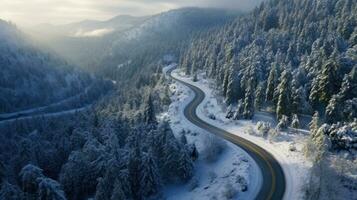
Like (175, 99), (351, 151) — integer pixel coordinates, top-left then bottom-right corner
(0, 20), (108, 113)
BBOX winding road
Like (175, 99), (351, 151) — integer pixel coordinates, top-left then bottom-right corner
(168, 68), (286, 200)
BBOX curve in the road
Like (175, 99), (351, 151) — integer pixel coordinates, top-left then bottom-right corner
(169, 69), (286, 200)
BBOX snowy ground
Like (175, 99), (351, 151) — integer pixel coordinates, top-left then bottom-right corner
(163, 64), (311, 200)
(161, 64), (261, 200)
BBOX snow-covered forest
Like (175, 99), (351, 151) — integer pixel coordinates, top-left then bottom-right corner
(0, 0), (356, 199)
(0, 65), (196, 199)
(179, 0), (356, 199)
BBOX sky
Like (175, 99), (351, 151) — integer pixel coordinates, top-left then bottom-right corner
(0, 0), (263, 26)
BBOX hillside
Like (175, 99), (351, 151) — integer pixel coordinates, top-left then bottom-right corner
(97, 8), (238, 83)
(26, 8), (238, 78)
(182, 0), (356, 122)
(179, 0), (357, 199)
(26, 15), (149, 69)
(0, 20), (108, 113)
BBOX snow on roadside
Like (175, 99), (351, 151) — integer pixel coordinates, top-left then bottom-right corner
(170, 68), (312, 200)
(161, 64), (262, 200)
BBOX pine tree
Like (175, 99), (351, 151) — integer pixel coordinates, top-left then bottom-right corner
(243, 84), (255, 119)
(191, 60), (197, 75)
(276, 68), (292, 119)
(338, 66), (357, 100)
(95, 177), (113, 200)
(143, 94), (157, 125)
(128, 138), (142, 200)
(226, 69), (242, 105)
(19, 164), (44, 194)
(180, 134), (188, 145)
(140, 151), (161, 197)
(277, 115), (289, 130)
(309, 111), (320, 136)
(255, 82), (265, 111)
(265, 62), (279, 102)
(312, 125), (329, 162)
(309, 76), (320, 109)
(177, 149), (194, 182)
(111, 179), (126, 200)
(291, 79), (300, 114)
(326, 67), (357, 123)
(243, 65), (257, 119)
(188, 143), (199, 161)
(192, 73), (198, 82)
(37, 178), (67, 200)
(222, 68), (230, 97)
(325, 95), (342, 124)
(291, 114), (300, 129)
(318, 59), (341, 105)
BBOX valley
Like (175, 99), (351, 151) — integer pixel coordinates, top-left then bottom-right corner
(0, 0), (356, 200)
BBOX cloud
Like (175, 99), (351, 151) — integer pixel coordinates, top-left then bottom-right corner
(0, 0), (263, 26)
(73, 28), (114, 37)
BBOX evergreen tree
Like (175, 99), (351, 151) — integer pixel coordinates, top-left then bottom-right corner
(277, 115), (289, 130)
(326, 67), (357, 123)
(312, 125), (329, 162)
(255, 82), (265, 111)
(180, 134), (188, 145)
(226, 69), (242, 105)
(143, 94), (157, 125)
(140, 151), (161, 197)
(128, 139), (142, 200)
(309, 111), (320, 136)
(291, 114), (300, 129)
(110, 179), (126, 200)
(265, 62), (279, 102)
(188, 143), (199, 161)
(318, 59), (341, 105)
(95, 177), (113, 200)
(192, 73), (198, 82)
(176, 149), (194, 181)
(291, 79), (300, 114)
(243, 65), (257, 119)
(19, 164), (44, 194)
(309, 76), (320, 110)
(37, 178), (67, 200)
(222, 68), (230, 97)
(243, 83), (255, 119)
(276, 68), (292, 119)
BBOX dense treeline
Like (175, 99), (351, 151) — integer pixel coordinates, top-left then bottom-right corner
(181, 0), (356, 132)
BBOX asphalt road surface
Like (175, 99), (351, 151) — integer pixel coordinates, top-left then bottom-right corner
(169, 69), (286, 200)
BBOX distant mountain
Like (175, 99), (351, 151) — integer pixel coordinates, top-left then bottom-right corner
(25, 8), (238, 75)
(0, 20), (107, 113)
(26, 15), (150, 69)
(97, 8), (239, 82)
(32, 15), (149, 38)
